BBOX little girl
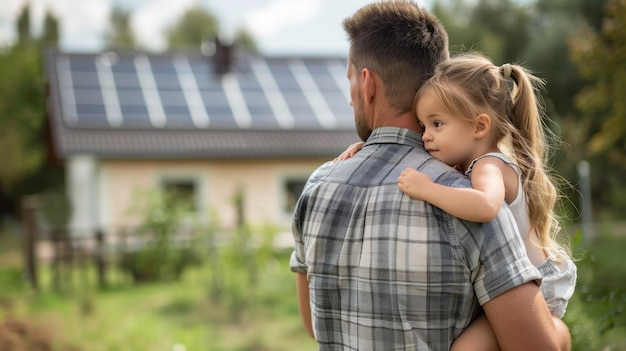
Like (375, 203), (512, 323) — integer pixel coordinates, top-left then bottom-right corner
(336, 53), (576, 351)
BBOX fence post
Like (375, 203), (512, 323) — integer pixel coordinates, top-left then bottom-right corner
(51, 229), (61, 292)
(95, 230), (106, 288)
(21, 195), (39, 290)
(577, 160), (594, 243)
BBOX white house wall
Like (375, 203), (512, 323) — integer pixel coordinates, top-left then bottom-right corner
(97, 158), (327, 236)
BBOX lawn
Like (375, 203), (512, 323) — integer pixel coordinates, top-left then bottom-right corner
(0, 229), (317, 351)
(563, 230), (626, 350)
(1, 227), (625, 350)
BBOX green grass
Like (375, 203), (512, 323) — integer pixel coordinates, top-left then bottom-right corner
(0, 230), (317, 351)
(564, 232), (626, 350)
(1, 230), (625, 350)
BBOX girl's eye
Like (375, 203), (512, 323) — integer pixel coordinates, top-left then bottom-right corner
(433, 121), (443, 128)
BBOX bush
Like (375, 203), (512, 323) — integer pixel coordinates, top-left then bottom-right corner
(120, 246), (200, 283)
(0, 268), (27, 297)
(119, 189), (203, 283)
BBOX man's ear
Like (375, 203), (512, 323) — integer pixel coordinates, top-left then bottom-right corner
(361, 68), (376, 104)
(474, 113), (492, 139)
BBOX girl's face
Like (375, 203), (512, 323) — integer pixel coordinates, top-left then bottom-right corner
(416, 87), (478, 170)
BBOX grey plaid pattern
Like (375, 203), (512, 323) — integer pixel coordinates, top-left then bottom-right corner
(290, 127), (542, 350)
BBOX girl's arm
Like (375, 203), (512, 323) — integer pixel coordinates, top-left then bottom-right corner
(334, 141), (365, 162)
(397, 157), (507, 222)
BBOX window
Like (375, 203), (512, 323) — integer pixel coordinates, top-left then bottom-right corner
(284, 178), (307, 214)
(161, 179), (197, 212)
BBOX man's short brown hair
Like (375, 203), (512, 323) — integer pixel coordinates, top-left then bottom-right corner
(343, 0), (449, 113)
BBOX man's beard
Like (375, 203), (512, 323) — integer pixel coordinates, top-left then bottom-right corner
(353, 93), (371, 142)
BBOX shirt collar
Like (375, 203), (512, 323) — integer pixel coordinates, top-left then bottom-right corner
(364, 127), (424, 149)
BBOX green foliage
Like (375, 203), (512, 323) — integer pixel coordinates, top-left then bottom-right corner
(209, 222), (277, 318)
(565, 292), (604, 349)
(201, 190), (278, 317)
(16, 4), (31, 45)
(165, 5), (219, 49)
(105, 6), (136, 49)
(434, 0), (533, 62)
(41, 10), (59, 46)
(119, 189), (204, 283)
(164, 5), (258, 53)
(566, 233), (626, 350)
(569, 0), (626, 218)
(0, 45), (45, 191)
(120, 245), (200, 283)
(0, 267), (28, 297)
(234, 28), (259, 54)
(571, 0), (626, 155)
(0, 3), (60, 215)
(525, 0), (612, 220)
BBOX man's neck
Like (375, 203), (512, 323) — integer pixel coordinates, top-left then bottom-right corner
(378, 111), (422, 133)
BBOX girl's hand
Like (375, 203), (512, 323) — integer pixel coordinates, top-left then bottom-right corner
(334, 141), (365, 162)
(398, 167), (433, 200)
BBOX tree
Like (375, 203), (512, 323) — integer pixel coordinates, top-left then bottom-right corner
(0, 46), (44, 192)
(570, 0), (626, 217)
(234, 28), (258, 54)
(0, 4), (62, 218)
(522, 0), (607, 121)
(165, 5), (258, 53)
(40, 10), (59, 47)
(165, 5), (219, 49)
(16, 4), (31, 45)
(433, 0), (533, 63)
(0, 2), (45, 190)
(105, 6), (136, 49)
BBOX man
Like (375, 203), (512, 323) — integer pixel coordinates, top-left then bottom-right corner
(290, 1), (570, 350)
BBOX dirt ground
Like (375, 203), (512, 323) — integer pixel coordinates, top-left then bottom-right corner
(0, 318), (53, 351)
(0, 294), (79, 351)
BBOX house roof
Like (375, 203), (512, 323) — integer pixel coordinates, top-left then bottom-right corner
(43, 48), (360, 159)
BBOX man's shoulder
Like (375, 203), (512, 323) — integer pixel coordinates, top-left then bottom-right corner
(302, 161), (337, 192)
(433, 168), (472, 189)
(414, 158), (471, 189)
(310, 160), (336, 180)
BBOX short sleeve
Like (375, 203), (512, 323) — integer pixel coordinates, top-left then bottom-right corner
(289, 162), (334, 275)
(290, 184), (309, 274)
(466, 206), (542, 305)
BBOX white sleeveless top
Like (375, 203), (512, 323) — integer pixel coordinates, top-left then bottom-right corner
(465, 152), (577, 318)
(465, 152), (531, 236)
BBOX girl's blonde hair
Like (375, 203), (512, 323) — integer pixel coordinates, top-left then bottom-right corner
(415, 53), (570, 261)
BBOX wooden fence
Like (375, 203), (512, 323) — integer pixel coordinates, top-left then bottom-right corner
(21, 195), (117, 291)
(20, 195), (204, 291)
(19, 194), (287, 291)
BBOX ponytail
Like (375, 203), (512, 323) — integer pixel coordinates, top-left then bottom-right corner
(505, 63), (570, 261)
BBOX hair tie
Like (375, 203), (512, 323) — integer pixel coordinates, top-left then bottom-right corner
(500, 63), (514, 122)
(501, 63), (512, 79)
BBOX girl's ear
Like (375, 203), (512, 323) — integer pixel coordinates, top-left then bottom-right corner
(474, 113), (492, 139)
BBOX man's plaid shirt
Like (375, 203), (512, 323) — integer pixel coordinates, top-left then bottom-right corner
(290, 127), (541, 350)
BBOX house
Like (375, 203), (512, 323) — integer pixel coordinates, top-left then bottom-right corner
(43, 43), (359, 240)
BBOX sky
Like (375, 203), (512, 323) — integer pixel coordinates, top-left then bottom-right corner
(0, 0), (435, 56)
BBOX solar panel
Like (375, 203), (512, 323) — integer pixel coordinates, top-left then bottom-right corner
(51, 51), (354, 131)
